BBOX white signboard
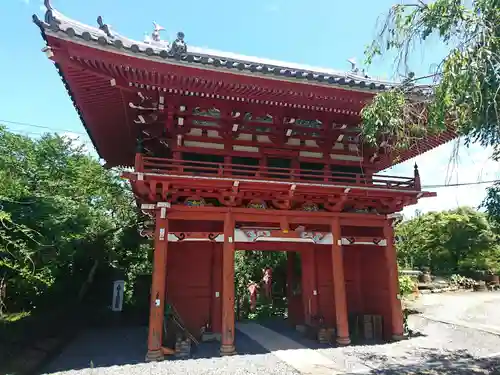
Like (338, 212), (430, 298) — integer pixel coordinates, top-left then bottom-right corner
(111, 280), (125, 312)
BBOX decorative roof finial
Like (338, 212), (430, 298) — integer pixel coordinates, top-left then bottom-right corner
(43, 0), (59, 25)
(170, 31), (187, 56)
(97, 16), (113, 38)
(151, 22), (165, 42)
(347, 58), (359, 74)
(414, 163), (421, 190)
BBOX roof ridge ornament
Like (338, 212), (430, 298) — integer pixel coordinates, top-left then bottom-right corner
(152, 22), (165, 42)
(170, 32), (187, 57)
(97, 16), (113, 38)
(347, 57), (370, 79)
(42, 0), (59, 26)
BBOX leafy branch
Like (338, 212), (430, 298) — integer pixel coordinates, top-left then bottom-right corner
(361, 0), (500, 158)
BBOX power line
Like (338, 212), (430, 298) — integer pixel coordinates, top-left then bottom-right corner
(8, 129), (94, 146)
(0, 119), (88, 136)
(1, 119), (499, 189)
(422, 179), (500, 189)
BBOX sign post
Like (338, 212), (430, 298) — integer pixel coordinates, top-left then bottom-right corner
(111, 280), (125, 312)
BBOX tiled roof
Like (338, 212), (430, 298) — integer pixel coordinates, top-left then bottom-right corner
(32, 1), (416, 92)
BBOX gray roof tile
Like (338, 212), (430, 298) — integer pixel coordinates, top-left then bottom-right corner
(32, 2), (427, 93)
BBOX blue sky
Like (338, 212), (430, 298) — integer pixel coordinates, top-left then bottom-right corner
(2, 0), (499, 216)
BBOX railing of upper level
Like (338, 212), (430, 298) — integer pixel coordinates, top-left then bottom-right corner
(135, 155), (421, 191)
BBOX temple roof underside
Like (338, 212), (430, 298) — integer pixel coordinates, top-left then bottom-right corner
(32, 1), (457, 171)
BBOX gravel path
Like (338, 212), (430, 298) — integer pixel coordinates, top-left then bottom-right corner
(315, 314), (500, 373)
(44, 355), (301, 375)
(40, 326), (301, 375)
(40, 291), (500, 375)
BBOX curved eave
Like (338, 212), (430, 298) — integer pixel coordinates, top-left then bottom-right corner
(36, 25), (104, 161)
(378, 129), (458, 171)
(31, 9), (433, 94)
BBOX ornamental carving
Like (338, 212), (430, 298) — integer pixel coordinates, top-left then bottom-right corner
(219, 193), (242, 207)
(300, 232), (325, 243)
(151, 22), (164, 42)
(244, 230), (271, 242)
(97, 16), (113, 38)
(43, 0), (59, 26)
(344, 207), (379, 214)
(170, 232), (223, 242)
(300, 201), (319, 212)
(184, 196), (206, 207)
(138, 218), (155, 239)
(170, 32), (187, 56)
(36, 2), (188, 56)
(129, 92), (158, 112)
(247, 200), (267, 209)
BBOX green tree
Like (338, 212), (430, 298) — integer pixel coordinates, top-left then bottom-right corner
(234, 250), (288, 319)
(396, 207), (499, 274)
(361, 0), (500, 219)
(0, 127), (147, 314)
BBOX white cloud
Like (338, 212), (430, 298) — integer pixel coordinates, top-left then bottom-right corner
(383, 141), (500, 217)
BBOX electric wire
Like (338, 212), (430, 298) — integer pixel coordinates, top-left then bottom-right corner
(1, 118), (499, 189)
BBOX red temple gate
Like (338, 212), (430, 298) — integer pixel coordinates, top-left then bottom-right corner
(33, 1), (456, 361)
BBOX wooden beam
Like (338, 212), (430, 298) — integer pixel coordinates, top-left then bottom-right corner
(236, 242), (311, 251)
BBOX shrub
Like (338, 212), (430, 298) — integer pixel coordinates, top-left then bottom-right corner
(399, 275), (416, 296)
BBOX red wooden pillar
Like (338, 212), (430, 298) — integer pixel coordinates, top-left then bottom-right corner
(331, 217), (351, 345)
(384, 221), (404, 340)
(134, 153), (144, 172)
(220, 212), (236, 355)
(145, 206), (168, 361)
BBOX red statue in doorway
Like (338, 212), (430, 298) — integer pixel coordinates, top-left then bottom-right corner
(262, 267), (273, 299)
(248, 282), (259, 312)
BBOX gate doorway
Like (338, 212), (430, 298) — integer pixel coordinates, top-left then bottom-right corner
(234, 250), (302, 327)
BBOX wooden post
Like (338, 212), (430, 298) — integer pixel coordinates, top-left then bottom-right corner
(220, 212), (236, 355)
(173, 151), (182, 173)
(331, 217), (351, 345)
(135, 153), (144, 172)
(384, 221), (404, 340)
(145, 205), (169, 361)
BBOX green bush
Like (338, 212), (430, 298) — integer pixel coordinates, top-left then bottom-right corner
(399, 275), (416, 296)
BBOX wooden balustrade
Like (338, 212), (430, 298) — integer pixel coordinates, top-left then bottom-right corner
(137, 155), (418, 190)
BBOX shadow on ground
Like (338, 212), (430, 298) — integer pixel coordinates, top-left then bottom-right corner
(349, 349), (500, 374)
(39, 327), (147, 374)
(39, 320), (433, 374)
(259, 318), (425, 348)
(39, 325), (275, 374)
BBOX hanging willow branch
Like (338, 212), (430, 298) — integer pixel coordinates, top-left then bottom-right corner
(362, 0), (500, 158)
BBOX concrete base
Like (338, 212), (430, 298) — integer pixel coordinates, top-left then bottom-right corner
(145, 349), (164, 362)
(220, 344), (237, 356)
(336, 336), (351, 346)
(392, 334), (406, 341)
